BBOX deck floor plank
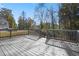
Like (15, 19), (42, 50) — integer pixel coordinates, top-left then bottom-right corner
(0, 35), (79, 56)
(0, 46), (5, 56)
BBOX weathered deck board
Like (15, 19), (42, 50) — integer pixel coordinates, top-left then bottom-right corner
(0, 46), (5, 56)
(0, 35), (79, 56)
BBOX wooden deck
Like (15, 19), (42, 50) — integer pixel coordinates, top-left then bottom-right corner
(0, 35), (79, 56)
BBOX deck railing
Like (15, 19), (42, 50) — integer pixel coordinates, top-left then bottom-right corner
(0, 29), (28, 38)
(46, 29), (79, 43)
(28, 29), (46, 38)
(0, 28), (79, 43)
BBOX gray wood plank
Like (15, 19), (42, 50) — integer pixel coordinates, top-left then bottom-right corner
(0, 35), (79, 56)
(0, 46), (5, 56)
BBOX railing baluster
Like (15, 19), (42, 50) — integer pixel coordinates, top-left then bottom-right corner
(46, 29), (78, 43)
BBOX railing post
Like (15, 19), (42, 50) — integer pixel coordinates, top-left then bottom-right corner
(45, 29), (49, 44)
(28, 28), (29, 35)
(9, 29), (12, 38)
(77, 30), (79, 42)
(0, 30), (1, 38)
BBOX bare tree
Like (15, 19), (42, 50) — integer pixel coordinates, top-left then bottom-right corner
(34, 3), (46, 30)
